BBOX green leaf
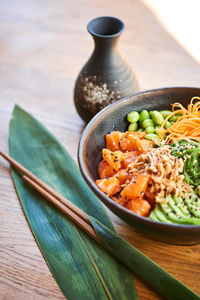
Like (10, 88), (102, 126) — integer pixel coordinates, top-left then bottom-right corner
(90, 217), (200, 300)
(9, 105), (138, 300)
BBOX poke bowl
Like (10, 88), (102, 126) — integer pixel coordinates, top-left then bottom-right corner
(78, 87), (200, 245)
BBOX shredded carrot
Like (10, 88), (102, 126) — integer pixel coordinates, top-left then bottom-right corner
(156, 96), (200, 143)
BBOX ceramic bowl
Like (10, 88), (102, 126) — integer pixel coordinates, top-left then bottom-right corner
(78, 87), (200, 245)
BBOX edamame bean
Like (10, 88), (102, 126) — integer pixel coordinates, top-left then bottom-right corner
(139, 110), (149, 126)
(128, 122), (138, 132)
(127, 111), (140, 123)
(164, 121), (171, 129)
(151, 111), (164, 125)
(144, 133), (160, 141)
(169, 114), (182, 122)
(145, 126), (155, 134)
(149, 111), (154, 118)
(137, 128), (144, 132)
(139, 110), (149, 122)
(142, 118), (154, 129)
(160, 110), (172, 119)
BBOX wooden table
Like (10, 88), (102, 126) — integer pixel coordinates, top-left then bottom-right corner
(0, 1), (200, 299)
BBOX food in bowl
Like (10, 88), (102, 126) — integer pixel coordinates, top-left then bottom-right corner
(96, 97), (200, 225)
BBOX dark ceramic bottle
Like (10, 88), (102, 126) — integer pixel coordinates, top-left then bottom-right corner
(74, 16), (139, 123)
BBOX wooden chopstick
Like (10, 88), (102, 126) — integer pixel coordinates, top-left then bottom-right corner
(0, 150), (90, 225)
(0, 149), (98, 241)
(22, 175), (98, 242)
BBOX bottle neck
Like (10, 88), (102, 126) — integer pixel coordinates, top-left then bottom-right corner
(92, 35), (120, 51)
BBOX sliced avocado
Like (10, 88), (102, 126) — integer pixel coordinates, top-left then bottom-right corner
(184, 193), (200, 218)
(149, 193), (200, 225)
(160, 202), (185, 224)
(167, 195), (186, 218)
(173, 195), (189, 216)
(154, 205), (172, 223)
(149, 210), (159, 221)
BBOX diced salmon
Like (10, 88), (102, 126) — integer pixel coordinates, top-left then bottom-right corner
(136, 139), (154, 153)
(122, 131), (146, 139)
(144, 188), (156, 206)
(114, 169), (132, 185)
(126, 198), (151, 216)
(106, 131), (122, 151)
(98, 160), (115, 179)
(102, 149), (124, 171)
(122, 151), (140, 168)
(121, 174), (150, 202)
(120, 134), (140, 152)
(96, 177), (121, 196)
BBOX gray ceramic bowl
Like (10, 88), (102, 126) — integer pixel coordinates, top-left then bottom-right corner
(78, 87), (200, 245)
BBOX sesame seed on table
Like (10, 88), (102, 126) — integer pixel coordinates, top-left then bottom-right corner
(0, 0), (200, 299)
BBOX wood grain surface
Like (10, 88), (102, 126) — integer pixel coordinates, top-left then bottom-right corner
(0, 0), (200, 299)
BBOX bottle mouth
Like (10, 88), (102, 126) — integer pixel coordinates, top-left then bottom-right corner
(87, 16), (125, 38)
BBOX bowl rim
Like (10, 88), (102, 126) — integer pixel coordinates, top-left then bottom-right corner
(78, 86), (200, 232)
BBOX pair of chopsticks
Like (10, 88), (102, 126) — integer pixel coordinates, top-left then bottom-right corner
(0, 149), (99, 242)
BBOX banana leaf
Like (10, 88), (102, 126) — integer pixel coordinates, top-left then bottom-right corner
(9, 105), (138, 300)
